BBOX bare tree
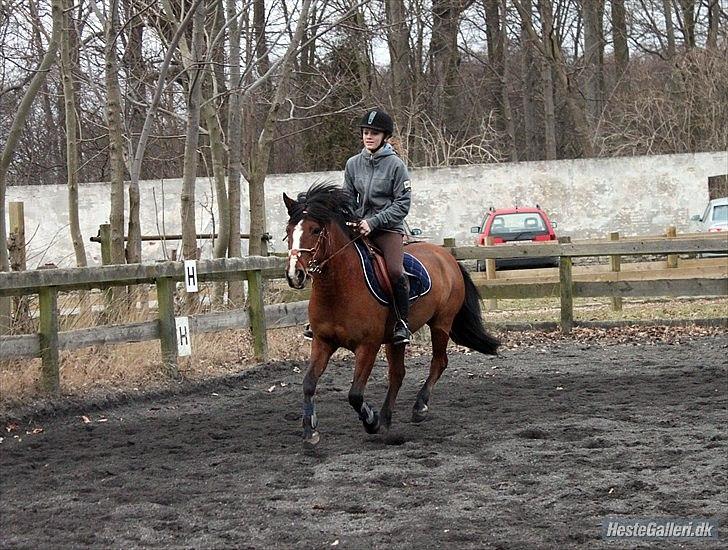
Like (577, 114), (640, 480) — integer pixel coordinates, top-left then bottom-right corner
(429, 1), (471, 131)
(246, 0), (313, 256)
(706, 0), (720, 49)
(0, 0), (62, 332)
(386, 0), (413, 125)
(514, 0), (595, 156)
(662, 0), (677, 58)
(226, 0), (244, 304)
(611, 0), (630, 83)
(539, 0), (557, 159)
(582, 0), (605, 125)
(103, 0), (127, 266)
(180, 1), (206, 264)
(520, 0), (539, 160)
(678, 0), (696, 49)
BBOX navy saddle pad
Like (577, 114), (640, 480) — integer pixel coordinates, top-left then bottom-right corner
(353, 240), (432, 306)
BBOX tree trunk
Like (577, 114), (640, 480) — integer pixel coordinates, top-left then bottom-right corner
(662, 0), (676, 58)
(61, 0), (86, 267)
(582, 0), (605, 126)
(106, 0), (127, 266)
(610, 0), (629, 83)
(254, 0), (271, 77)
(0, 0), (62, 332)
(429, 1), (467, 132)
(706, 0), (719, 49)
(247, 0), (313, 257)
(181, 1), (206, 264)
(29, 0), (62, 185)
(203, 105), (230, 261)
(386, 0), (412, 124)
(500, 0), (517, 161)
(537, 0), (557, 159)
(227, 0), (244, 305)
(520, 0), (539, 160)
(679, 0), (696, 50)
(352, 4), (373, 102)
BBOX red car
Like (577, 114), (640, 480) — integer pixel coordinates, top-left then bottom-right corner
(471, 206), (559, 270)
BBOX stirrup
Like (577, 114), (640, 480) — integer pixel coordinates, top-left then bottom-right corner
(392, 321), (411, 345)
(303, 323), (314, 341)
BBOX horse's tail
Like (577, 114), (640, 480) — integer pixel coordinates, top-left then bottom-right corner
(449, 264), (500, 355)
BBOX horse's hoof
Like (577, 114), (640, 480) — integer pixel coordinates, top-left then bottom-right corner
(303, 430), (320, 446)
(412, 405), (428, 423)
(363, 411), (380, 434)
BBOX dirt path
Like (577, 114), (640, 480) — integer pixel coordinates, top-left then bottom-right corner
(1, 335), (726, 549)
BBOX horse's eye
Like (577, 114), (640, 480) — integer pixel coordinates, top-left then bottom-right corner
(312, 227), (322, 235)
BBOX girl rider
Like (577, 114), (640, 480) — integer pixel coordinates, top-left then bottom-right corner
(345, 109), (412, 345)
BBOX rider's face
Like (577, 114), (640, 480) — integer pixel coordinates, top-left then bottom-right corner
(362, 128), (385, 152)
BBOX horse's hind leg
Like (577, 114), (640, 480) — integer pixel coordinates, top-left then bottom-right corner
(302, 338), (336, 445)
(349, 344), (381, 434)
(380, 343), (406, 432)
(413, 326), (450, 423)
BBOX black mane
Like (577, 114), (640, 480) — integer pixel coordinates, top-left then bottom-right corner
(288, 181), (357, 230)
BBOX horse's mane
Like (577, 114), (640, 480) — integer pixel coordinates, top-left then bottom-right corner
(288, 181), (357, 231)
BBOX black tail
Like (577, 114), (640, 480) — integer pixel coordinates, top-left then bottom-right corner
(449, 264), (500, 355)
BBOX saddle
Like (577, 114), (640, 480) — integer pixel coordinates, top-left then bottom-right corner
(353, 239), (432, 306)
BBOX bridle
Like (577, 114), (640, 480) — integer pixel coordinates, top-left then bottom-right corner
(288, 220), (364, 276)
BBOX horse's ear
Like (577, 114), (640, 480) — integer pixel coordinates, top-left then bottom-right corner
(283, 193), (297, 215)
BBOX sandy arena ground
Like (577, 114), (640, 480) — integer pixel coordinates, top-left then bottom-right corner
(1, 334), (726, 549)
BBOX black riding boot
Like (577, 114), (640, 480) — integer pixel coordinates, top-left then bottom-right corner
(391, 275), (411, 345)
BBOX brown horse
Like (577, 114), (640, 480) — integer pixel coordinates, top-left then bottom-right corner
(284, 183), (499, 445)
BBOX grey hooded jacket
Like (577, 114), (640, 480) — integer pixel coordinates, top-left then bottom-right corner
(343, 143), (411, 233)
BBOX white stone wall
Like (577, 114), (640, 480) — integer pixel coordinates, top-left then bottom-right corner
(5, 151), (726, 267)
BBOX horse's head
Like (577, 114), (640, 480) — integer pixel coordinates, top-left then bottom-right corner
(283, 182), (356, 289)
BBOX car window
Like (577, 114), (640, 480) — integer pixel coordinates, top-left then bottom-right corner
(711, 204), (728, 222)
(490, 213), (547, 234)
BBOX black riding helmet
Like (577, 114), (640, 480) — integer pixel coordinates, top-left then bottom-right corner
(359, 109), (394, 137)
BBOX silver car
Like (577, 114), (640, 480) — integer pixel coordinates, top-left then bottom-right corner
(692, 197), (728, 233)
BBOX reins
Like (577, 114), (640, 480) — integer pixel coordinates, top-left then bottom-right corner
(310, 222), (364, 273)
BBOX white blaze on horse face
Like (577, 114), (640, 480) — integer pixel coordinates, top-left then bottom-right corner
(288, 221), (304, 279)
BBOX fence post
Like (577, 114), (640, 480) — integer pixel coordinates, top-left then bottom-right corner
(9, 202), (31, 327)
(246, 269), (268, 362)
(156, 276), (179, 377)
(558, 236), (573, 334)
(98, 224), (115, 311)
(485, 236), (498, 310)
(609, 231), (623, 311)
(666, 225), (678, 268)
(99, 224), (112, 265)
(9, 202), (26, 271)
(38, 285), (60, 394)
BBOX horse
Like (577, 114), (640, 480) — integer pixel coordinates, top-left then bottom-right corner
(283, 182), (500, 445)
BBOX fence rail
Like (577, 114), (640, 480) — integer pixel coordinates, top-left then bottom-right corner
(0, 256), (289, 394)
(451, 231), (727, 333)
(1, 231), (726, 395)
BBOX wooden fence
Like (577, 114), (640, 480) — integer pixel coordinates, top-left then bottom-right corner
(447, 232), (728, 333)
(1, 231), (726, 395)
(0, 256), (309, 394)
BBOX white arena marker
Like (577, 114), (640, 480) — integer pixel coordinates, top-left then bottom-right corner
(175, 316), (192, 356)
(184, 260), (198, 292)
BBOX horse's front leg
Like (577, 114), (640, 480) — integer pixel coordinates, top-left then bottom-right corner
(348, 344), (380, 434)
(380, 343), (406, 433)
(302, 338), (336, 445)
